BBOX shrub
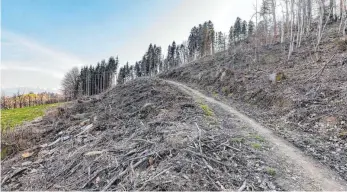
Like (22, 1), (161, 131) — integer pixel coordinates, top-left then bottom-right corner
(200, 104), (214, 116)
(266, 168), (276, 176)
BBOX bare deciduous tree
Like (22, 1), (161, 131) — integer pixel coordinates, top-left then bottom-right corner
(61, 67), (80, 100)
(288, 0), (295, 59)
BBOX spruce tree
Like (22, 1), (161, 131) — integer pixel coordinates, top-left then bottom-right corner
(229, 26), (234, 48)
(208, 20), (215, 54)
(170, 41), (176, 68)
(96, 62), (101, 94)
(108, 56), (118, 87)
(141, 55), (147, 76)
(135, 61), (141, 77)
(217, 31), (223, 51)
(241, 20), (248, 39)
(197, 24), (203, 57)
(117, 67), (124, 84)
(201, 22), (208, 56)
(100, 60), (107, 92)
(188, 26), (198, 60)
(154, 46), (161, 74)
(129, 65), (134, 80)
(234, 17), (242, 42)
(248, 20), (255, 36)
(176, 46), (180, 66)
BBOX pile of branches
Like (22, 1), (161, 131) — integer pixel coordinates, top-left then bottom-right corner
(1, 79), (279, 191)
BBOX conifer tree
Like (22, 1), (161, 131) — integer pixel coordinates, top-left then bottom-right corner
(170, 41), (176, 68)
(234, 17), (242, 42)
(229, 26), (235, 48)
(135, 61), (141, 77)
(188, 26), (198, 60)
(208, 20), (215, 54)
(248, 20), (255, 36)
(241, 20), (248, 38)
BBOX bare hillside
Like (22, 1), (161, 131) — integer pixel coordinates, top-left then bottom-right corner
(3, 77), (346, 190)
(160, 25), (347, 181)
(0, 79), (287, 190)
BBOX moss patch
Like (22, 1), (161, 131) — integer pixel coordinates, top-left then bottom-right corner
(251, 143), (261, 149)
(250, 134), (265, 142)
(266, 167), (276, 176)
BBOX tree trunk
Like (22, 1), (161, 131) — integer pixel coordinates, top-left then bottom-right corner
(255, 0), (259, 64)
(286, 0), (290, 37)
(296, 1), (301, 47)
(271, 0), (277, 41)
(329, 0), (335, 21)
(307, 0), (312, 32)
(288, 0), (295, 59)
(281, 15), (285, 43)
(339, 0), (346, 33)
(340, 0), (343, 19)
(316, 0), (325, 52)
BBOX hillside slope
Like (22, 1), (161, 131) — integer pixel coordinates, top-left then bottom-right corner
(0, 79), (287, 190)
(2, 25), (346, 191)
(3, 77), (346, 190)
(160, 26), (347, 181)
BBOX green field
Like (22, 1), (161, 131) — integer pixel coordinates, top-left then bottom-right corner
(1, 103), (61, 131)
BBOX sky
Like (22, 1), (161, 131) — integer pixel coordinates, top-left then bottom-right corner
(1, 0), (255, 94)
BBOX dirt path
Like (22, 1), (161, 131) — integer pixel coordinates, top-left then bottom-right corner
(164, 79), (347, 191)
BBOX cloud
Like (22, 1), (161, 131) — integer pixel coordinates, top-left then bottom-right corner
(1, 0), (256, 90)
(1, 29), (87, 89)
(1, 68), (62, 90)
(0, 62), (64, 78)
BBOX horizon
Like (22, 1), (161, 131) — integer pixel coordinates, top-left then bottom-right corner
(1, 0), (255, 91)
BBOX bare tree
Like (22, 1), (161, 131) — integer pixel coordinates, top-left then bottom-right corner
(339, 0), (347, 35)
(340, 0), (344, 18)
(284, 0), (290, 37)
(61, 67), (80, 100)
(330, 0), (336, 21)
(316, 0), (333, 52)
(288, 0), (295, 59)
(270, 0), (278, 41)
(280, 1), (286, 43)
(307, 0), (312, 32)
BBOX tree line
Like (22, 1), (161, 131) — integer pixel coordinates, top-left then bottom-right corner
(116, 17), (256, 84)
(62, 0), (347, 96)
(1, 92), (63, 110)
(62, 57), (119, 99)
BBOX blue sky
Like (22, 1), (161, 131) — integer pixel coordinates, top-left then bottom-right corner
(2, 0), (176, 64)
(1, 0), (255, 93)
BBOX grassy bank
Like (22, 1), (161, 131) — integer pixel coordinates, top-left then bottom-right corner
(1, 103), (61, 131)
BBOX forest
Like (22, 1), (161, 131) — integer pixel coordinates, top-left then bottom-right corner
(62, 0), (347, 98)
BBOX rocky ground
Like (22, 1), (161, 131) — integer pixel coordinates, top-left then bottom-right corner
(159, 25), (347, 181)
